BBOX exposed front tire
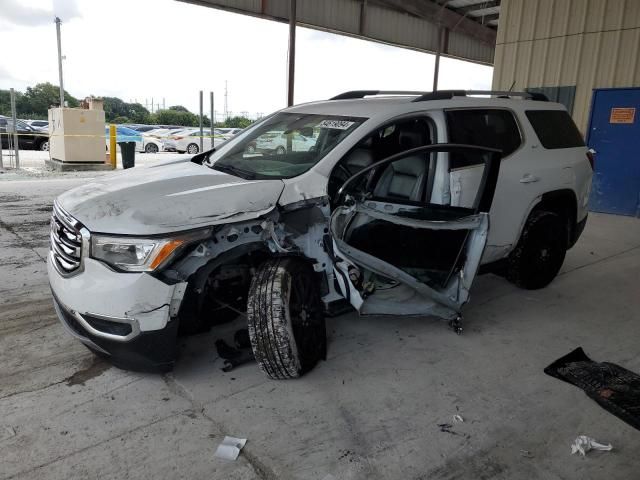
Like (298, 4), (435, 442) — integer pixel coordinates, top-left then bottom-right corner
(247, 257), (326, 379)
(507, 211), (567, 290)
(275, 146), (286, 155)
(187, 143), (199, 154)
(39, 140), (49, 151)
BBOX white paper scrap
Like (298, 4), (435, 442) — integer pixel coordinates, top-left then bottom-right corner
(453, 414), (464, 423)
(214, 436), (247, 461)
(571, 435), (612, 456)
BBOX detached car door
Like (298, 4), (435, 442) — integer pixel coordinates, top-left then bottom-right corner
(329, 144), (502, 324)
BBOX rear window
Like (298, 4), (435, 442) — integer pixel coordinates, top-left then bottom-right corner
(525, 110), (584, 149)
(446, 109), (521, 168)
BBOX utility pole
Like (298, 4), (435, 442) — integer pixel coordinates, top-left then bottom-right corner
(210, 92), (215, 141)
(224, 81), (228, 121)
(55, 17), (65, 107)
(10, 88), (20, 168)
(199, 90), (204, 151)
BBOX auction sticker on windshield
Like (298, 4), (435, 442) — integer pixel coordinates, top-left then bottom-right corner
(317, 119), (355, 130)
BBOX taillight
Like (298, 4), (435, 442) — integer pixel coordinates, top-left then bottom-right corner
(586, 149), (595, 170)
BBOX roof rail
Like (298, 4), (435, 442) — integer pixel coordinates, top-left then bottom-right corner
(330, 90), (427, 100)
(412, 90), (549, 102)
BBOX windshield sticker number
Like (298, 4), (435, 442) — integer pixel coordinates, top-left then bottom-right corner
(317, 119), (355, 130)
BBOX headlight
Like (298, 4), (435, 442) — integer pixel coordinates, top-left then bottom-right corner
(91, 229), (211, 272)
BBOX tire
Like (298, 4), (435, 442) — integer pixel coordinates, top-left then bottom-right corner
(275, 146), (286, 155)
(247, 144), (256, 154)
(145, 142), (159, 153)
(506, 211), (567, 290)
(39, 140), (49, 151)
(247, 257), (326, 379)
(187, 143), (199, 154)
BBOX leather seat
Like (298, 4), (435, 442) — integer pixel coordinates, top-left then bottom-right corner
(373, 127), (429, 201)
(343, 137), (374, 174)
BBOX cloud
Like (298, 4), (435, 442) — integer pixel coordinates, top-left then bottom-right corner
(52, 0), (81, 21)
(0, 0), (81, 27)
(0, 0), (53, 26)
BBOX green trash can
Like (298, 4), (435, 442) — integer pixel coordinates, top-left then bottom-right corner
(118, 141), (136, 169)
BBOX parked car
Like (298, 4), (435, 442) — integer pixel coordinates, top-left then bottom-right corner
(105, 126), (143, 152)
(253, 130), (317, 154)
(0, 115), (49, 150)
(48, 90), (592, 377)
(174, 129), (225, 154)
(216, 127), (243, 139)
(27, 119), (49, 131)
(128, 125), (158, 133)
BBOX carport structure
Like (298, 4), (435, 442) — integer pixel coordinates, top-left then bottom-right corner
(177, 0), (500, 104)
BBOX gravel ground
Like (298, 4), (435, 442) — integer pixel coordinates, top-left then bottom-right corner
(1, 163), (640, 479)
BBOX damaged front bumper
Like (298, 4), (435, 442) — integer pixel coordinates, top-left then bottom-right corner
(48, 253), (187, 371)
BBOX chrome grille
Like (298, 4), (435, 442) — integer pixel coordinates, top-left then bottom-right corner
(50, 204), (83, 274)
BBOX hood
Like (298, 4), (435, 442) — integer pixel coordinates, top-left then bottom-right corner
(57, 161), (285, 235)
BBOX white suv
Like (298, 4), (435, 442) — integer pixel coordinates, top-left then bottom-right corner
(48, 90), (592, 377)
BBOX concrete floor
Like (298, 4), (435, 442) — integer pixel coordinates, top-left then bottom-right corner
(1, 168), (639, 479)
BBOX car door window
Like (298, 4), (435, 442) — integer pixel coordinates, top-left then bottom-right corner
(446, 109), (521, 167)
(329, 118), (434, 205)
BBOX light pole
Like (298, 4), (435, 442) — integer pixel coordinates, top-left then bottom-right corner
(55, 16), (65, 107)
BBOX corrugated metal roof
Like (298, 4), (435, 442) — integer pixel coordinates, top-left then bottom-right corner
(177, 0), (498, 65)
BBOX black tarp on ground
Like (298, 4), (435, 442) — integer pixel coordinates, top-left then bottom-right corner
(545, 347), (640, 431)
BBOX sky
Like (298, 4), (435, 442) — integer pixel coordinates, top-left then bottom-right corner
(0, 0), (494, 119)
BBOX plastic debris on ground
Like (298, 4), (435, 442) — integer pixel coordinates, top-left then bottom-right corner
(570, 435), (613, 456)
(453, 414), (464, 423)
(214, 436), (247, 461)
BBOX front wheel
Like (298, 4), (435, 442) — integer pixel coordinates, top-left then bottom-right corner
(275, 146), (286, 155)
(145, 143), (159, 153)
(39, 140), (49, 151)
(186, 143), (199, 154)
(507, 211), (567, 289)
(247, 257), (326, 379)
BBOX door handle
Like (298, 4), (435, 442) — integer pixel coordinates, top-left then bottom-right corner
(520, 174), (540, 184)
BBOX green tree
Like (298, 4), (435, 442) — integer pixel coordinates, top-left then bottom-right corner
(22, 82), (79, 114)
(152, 108), (199, 127)
(223, 116), (253, 128)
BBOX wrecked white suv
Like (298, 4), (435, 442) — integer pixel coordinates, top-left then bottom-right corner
(48, 90), (593, 377)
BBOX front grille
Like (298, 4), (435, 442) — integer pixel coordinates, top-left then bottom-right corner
(50, 204), (83, 274)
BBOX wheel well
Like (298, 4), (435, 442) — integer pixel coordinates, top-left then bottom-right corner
(531, 189), (577, 248)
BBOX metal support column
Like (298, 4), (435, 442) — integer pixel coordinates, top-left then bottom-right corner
(199, 90), (204, 151)
(286, 0), (297, 107)
(10, 88), (20, 169)
(433, 27), (443, 92)
(55, 17), (65, 108)
(210, 92), (215, 143)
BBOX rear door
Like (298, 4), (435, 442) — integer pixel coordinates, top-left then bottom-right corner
(330, 144), (502, 320)
(444, 108), (527, 262)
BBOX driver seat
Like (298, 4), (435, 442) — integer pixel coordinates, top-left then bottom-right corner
(373, 125), (430, 201)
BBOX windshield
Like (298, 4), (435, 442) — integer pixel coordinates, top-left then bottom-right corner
(205, 112), (366, 179)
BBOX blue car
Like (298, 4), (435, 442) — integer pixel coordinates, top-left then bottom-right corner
(105, 126), (143, 151)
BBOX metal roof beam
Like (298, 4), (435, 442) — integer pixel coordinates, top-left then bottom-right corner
(372, 0), (496, 44)
(471, 13), (499, 23)
(454, 0), (500, 16)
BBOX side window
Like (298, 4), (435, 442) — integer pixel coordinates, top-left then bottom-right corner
(329, 118), (435, 205)
(525, 110), (584, 149)
(446, 109), (521, 167)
